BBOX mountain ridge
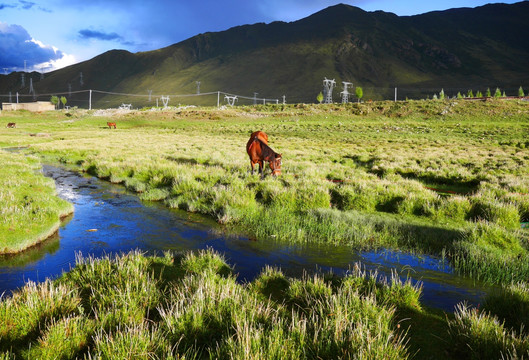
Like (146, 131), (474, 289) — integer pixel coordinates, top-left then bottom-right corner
(1, 2), (528, 106)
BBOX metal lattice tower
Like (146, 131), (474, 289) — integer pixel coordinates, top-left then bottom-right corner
(196, 81), (201, 94)
(161, 95), (170, 109)
(29, 78), (34, 94)
(323, 78), (336, 104)
(24, 60), (27, 72)
(340, 82), (353, 104)
(21, 73), (25, 87)
(79, 72), (84, 86)
(3, 68), (8, 75)
(148, 90), (152, 102)
(224, 95), (238, 106)
(68, 84), (72, 97)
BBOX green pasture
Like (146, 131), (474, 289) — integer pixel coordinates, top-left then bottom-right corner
(1, 99), (529, 358)
(1, 101), (529, 283)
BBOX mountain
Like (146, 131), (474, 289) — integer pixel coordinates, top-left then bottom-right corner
(1, 2), (529, 106)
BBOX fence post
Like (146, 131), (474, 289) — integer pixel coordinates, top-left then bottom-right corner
(89, 90), (92, 110)
(217, 91), (220, 108)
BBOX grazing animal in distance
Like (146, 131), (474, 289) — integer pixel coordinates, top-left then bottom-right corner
(107, 122), (116, 129)
(6, 123), (16, 128)
(247, 132), (282, 177)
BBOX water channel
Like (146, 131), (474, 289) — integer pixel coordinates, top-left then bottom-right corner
(0, 164), (494, 311)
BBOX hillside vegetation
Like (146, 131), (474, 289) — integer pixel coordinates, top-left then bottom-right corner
(1, 2), (529, 106)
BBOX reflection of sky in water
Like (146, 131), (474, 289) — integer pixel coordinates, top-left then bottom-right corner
(0, 165), (496, 312)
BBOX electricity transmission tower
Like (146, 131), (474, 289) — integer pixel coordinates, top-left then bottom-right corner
(341, 82), (353, 103)
(253, 93), (258, 105)
(148, 90), (152, 102)
(29, 78), (34, 94)
(21, 73), (25, 87)
(224, 95), (238, 106)
(196, 81), (201, 94)
(80, 72), (84, 86)
(323, 78), (336, 104)
(161, 95), (170, 109)
(3, 68), (8, 75)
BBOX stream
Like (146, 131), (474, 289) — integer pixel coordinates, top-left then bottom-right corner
(0, 165), (494, 311)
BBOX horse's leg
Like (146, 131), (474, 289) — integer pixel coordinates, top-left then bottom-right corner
(259, 161), (264, 178)
(250, 161), (255, 174)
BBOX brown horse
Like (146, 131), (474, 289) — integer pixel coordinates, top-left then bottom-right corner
(6, 123), (16, 128)
(107, 122), (116, 129)
(247, 132), (282, 177)
(246, 131), (268, 152)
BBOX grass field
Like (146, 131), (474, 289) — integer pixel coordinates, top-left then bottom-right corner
(1, 99), (529, 358)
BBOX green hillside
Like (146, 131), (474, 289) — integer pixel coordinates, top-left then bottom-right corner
(1, 2), (528, 107)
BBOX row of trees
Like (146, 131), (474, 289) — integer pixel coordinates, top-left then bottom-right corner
(50, 95), (67, 109)
(434, 86), (525, 100)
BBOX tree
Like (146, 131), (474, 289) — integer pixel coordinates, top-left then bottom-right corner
(476, 91), (483, 98)
(486, 88), (491, 97)
(494, 88), (501, 98)
(439, 89), (445, 100)
(519, 86), (525, 97)
(50, 95), (59, 110)
(60, 96), (67, 109)
(355, 86), (363, 103)
(316, 91), (323, 104)
(457, 92), (463, 99)
(467, 90), (474, 98)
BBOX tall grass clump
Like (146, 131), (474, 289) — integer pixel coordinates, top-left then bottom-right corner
(0, 151), (73, 254)
(448, 302), (529, 359)
(451, 221), (529, 283)
(482, 282), (529, 334)
(59, 251), (162, 329)
(0, 279), (81, 348)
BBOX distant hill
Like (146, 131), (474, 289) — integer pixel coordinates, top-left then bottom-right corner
(1, 2), (529, 107)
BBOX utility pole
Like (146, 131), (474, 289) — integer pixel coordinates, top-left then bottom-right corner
(89, 89), (92, 110)
(395, 87), (397, 102)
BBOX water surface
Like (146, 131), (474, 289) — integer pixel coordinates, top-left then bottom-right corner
(0, 165), (494, 311)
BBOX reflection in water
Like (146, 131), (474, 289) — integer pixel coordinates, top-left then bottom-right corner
(0, 165), (495, 311)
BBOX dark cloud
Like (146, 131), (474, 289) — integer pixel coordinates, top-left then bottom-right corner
(0, 22), (64, 69)
(0, 3), (16, 9)
(78, 29), (123, 41)
(19, 0), (35, 9)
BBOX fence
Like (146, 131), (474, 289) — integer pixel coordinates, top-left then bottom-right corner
(0, 86), (527, 110)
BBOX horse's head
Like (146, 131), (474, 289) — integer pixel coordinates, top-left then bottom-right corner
(271, 154), (282, 176)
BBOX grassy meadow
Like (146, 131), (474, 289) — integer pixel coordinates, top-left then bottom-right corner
(1, 99), (529, 358)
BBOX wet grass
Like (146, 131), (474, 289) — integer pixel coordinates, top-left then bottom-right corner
(0, 250), (417, 359)
(1, 100), (529, 357)
(1, 100), (528, 281)
(0, 151), (73, 254)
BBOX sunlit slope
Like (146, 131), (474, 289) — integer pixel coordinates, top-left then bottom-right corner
(1, 2), (528, 105)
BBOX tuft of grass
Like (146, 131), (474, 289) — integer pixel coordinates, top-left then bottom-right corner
(0, 151), (73, 254)
(448, 302), (529, 359)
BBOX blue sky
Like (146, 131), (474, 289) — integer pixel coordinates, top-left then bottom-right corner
(0, 0), (522, 73)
